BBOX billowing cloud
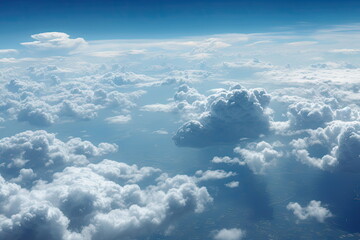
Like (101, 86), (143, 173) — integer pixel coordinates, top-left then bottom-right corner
(234, 141), (283, 174)
(287, 102), (334, 130)
(287, 200), (333, 223)
(0, 130), (117, 186)
(291, 121), (360, 171)
(0, 75), (144, 126)
(0, 131), (212, 240)
(173, 85), (271, 147)
(212, 141), (282, 174)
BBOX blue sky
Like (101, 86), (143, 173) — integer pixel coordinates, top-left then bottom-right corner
(1, 0), (360, 47)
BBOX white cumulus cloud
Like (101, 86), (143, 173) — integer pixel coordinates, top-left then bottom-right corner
(213, 228), (246, 240)
(287, 200), (333, 223)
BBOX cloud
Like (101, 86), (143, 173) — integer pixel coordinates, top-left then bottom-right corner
(105, 115), (131, 124)
(153, 130), (169, 135)
(87, 159), (161, 184)
(245, 40), (272, 47)
(287, 101), (334, 130)
(87, 49), (146, 58)
(0, 167), (212, 240)
(0, 75), (145, 126)
(291, 121), (360, 171)
(21, 32), (87, 51)
(195, 170), (236, 182)
(225, 181), (239, 188)
(222, 59), (274, 70)
(213, 228), (246, 240)
(0, 58), (17, 63)
(212, 141), (283, 175)
(140, 103), (175, 113)
(212, 156), (244, 165)
(101, 71), (156, 86)
(234, 141), (282, 175)
(173, 85), (271, 147)
(0, 49), (18, 54)
(17, 101), (57, 126)
(59, 101), (98, 121)
(0, 130), (117, 186)
(141, 84), (206, 116)
(287, 41), (317, 46)
(258, 65), (360, 84)
(191, 38), (231, 53)
(161, 70), (210, 85)
(0, 132), (212, 240)
(287, 200), (333, 223)
(329, 49), (360, 54)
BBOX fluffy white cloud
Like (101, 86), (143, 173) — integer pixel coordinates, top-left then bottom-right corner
(287, 102), (334, 130)
(141, 84), (206, 116)
(212, 156), (244, 165)
(0, 166), (212, 240)
(213, 228), (246, 240)
(287, 200), (333, 223)
(0, 74), (144, 126)
(291, 121), (360, 171)
(225, 181), (239, 188)
(173, 85), (271, 147)
(212, 140), (283, 175)
(87, 159), (161, 184)
(21, 32), (87, 51)
(0, 130), (117, 186)
(234, 141), (282, 174)
(0, 132), (212, 240)
(17, 101), (57, 126)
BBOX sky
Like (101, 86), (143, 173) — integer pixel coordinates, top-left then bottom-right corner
(0, 1), (360, 240)
(1, 0), (360, 45)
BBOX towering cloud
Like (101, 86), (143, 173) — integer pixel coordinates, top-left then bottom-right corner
(173, 85), (271, 147)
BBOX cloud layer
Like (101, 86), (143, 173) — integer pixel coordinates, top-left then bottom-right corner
(0, 131), (212, 240)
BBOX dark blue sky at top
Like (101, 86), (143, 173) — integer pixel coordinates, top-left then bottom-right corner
(0, 0), (360, 45)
